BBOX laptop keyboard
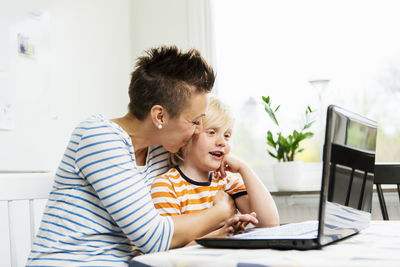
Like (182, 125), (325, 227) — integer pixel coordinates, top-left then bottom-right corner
(230, 220), (319, 239)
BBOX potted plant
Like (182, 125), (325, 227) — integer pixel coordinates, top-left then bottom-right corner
(262, 96), (315, 191)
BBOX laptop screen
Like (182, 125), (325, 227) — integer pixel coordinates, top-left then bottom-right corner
(318, 105), (377, 246)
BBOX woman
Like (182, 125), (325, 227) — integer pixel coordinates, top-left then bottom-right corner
(27, 46), (257, 265)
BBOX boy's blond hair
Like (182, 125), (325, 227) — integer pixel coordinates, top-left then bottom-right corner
(169, 95), (234, 167)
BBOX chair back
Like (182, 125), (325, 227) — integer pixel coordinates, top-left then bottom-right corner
(0, 173), (53, 267)
(328, 143), (375, 211)
(374, 163), (400, 220)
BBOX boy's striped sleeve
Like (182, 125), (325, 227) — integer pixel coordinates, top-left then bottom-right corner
(225, 174), (248, 198)
(151, 175), (181, 216)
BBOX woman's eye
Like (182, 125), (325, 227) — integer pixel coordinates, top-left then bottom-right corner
(193, 120), (200, 126)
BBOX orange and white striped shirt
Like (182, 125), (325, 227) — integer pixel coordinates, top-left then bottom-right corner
(151, 167), (247, 216)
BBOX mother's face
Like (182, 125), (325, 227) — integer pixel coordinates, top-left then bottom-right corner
(161, 93), (208, 153)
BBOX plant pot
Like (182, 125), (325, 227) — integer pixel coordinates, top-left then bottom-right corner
(273, 161), (303, 191)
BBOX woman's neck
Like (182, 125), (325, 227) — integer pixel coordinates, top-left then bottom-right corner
(112, 113), (153, 166)
(179, 162), (210, 183)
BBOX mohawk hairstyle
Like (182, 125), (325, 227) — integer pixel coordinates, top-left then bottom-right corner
(128, 46), (215, 120)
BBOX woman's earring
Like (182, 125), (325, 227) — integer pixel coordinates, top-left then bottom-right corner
(158, 124), (163, 129)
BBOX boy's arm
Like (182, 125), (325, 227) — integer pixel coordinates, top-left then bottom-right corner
(222, 155), (280, 227)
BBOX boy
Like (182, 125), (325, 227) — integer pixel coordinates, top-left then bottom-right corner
(151, 95), (279, 241)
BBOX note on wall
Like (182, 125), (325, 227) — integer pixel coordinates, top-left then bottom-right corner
(0, 73), (15, 130)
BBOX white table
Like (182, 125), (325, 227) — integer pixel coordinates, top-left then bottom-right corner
(130, 221), (400, 267)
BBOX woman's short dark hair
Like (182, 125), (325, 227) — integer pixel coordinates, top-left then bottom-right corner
(128, 46), (216, 120)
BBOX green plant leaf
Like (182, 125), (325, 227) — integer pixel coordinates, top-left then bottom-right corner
(303, 132), (314, 138)
(288, 135), (293, 146)
(303, 120), (316, 130)
(264, 106), (279, 126)
(276, 143), (285, 161)
(293, 130), (299, 140)
(266, 131), (276, 147)
(262, 95), (270, 104)
(262, 96), (279, 126)
(292, 132), (305, 148)
(267, 150), (278, 159)
(267, 140), (276, 148)
(297, 133), (307, 143)
(282, 137), (290, 148)
(262, 96), (315, 162)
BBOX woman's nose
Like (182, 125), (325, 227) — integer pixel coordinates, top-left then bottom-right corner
(194, 123), (203, 135)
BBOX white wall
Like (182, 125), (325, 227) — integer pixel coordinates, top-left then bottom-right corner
(0, 0), (211, 172)
(129, 0), (214, 65)
(129, 0), (190, 60)
(0, 0), (132, 171)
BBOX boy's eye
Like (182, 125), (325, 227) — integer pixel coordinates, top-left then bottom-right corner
(224, 134), (231, 138)
(207, 129), (215, 135)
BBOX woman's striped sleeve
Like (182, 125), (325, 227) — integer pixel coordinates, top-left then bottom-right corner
(75, 127), (173, 253)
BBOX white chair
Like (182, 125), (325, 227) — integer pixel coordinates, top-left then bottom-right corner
(0, 172), (53, 267)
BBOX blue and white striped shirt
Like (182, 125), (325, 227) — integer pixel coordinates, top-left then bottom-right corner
(27, 114), (173, 266)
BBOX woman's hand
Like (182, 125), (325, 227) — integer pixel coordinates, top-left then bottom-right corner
(197, 222), (236, 240)
(184, 212), (258, 247)
(213, 190), (236, 223)
(198, 212), (258, 239)
(206, 212), (259, 237)
(225, 212), (258, 234)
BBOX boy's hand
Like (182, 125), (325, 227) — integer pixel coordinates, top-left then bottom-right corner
(216, 154), (247, 178)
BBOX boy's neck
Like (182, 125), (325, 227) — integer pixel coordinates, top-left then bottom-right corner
(178, 162), (210, 183)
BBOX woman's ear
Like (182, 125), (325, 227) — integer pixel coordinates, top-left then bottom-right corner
(150, 105), (166, 129)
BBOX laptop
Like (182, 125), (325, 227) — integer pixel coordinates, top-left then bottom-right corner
(196, 105), (378, 250)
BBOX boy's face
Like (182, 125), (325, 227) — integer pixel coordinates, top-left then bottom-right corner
(186, 123), (232, 172)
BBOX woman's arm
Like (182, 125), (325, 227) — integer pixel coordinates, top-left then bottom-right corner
(182, 212), (258, 247)
(169, 190), (237, 248)
(220, 154), (279, 227)
(151, 175), (258, 248)
(76, 126), (191, 253)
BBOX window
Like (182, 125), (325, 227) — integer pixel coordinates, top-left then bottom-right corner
(211, 0), (400, 183)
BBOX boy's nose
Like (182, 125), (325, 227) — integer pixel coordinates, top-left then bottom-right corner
(216, 134), (226, 147)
